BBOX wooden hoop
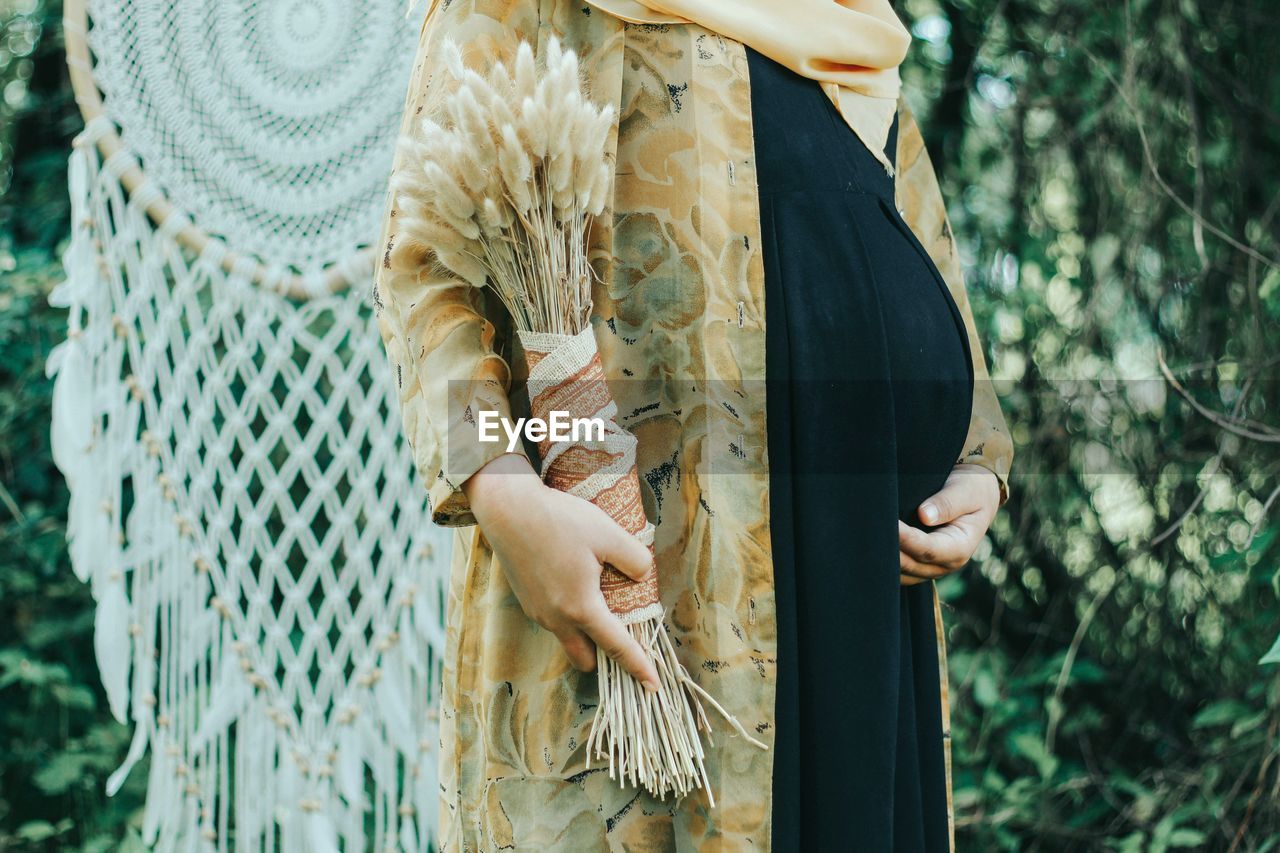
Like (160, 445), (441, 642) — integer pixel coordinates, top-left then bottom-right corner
(62, 0), (372, 299)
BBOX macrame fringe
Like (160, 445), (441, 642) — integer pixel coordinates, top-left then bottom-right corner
(51, 124), (447, 852)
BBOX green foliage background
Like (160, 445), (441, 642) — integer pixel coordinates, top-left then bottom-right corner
(0, 0), (1277, 849)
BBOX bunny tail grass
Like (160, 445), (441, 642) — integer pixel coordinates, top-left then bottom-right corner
(585, 615), (769, 806)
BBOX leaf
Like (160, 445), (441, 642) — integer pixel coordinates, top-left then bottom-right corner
(1010, 732), (1059, 779)
(16, 820), (59, 842)
(973, 668), (1000, 708)
(1110, 831), (1148, 853)
(1168, 829), (1208, 847)
(1192, 700), (1248, 728)
(1260, 633), (1280, 666)
(33, 753), (87, 795)
(1231, 711), (1267, 739)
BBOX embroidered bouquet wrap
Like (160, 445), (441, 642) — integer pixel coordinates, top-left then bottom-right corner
(389, 35), (764, 802)
(519, 328), (662, 623)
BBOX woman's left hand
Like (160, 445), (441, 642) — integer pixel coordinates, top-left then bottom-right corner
(899, 464), (1001, 586)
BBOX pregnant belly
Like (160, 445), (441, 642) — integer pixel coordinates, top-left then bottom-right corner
(862, 197), (974, 520)
(757, 183), (974, 523)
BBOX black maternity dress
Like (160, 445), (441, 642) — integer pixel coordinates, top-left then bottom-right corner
(746, 47), (976, 852)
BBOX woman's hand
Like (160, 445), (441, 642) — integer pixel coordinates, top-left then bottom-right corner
(899, 463), (1001, 586)
(462, 453), (662, 691)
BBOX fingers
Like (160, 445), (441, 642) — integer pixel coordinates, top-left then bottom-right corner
(594, 522), (655, 583)
(917, 477), (976, 527)
(900, 551), (951, 581)
(898, 520), (974, 574)
(577, 602), (661, 691)
(901, 466), (1002, 586)
(554, 626), (599, 674)
(918, 464), (998, 526)
(918, 489), (962, 526)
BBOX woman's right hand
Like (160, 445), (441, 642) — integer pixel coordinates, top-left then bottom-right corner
(462, 453), (662, 691)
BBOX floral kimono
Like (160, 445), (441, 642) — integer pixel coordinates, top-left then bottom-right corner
(373, 1), (1013, 849)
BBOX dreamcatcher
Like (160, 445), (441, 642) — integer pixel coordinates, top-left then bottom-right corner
(48, 1), (447, 848)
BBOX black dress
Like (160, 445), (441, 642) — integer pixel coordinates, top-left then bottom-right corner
(747, 47), (975, 852)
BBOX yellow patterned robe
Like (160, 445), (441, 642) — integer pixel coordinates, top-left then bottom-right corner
(373, 2), (1013, 849)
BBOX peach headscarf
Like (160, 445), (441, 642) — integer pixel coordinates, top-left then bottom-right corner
(584, 0), (913, 174)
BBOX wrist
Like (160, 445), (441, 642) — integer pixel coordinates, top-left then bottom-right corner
(953, 463), (1001, 507)
(462, 452), (543, 524)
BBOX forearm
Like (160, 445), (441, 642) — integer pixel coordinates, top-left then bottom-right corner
(375, 275), (528, 525)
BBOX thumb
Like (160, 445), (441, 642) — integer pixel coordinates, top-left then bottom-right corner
(595, 521), (654, 583)
(579, 602), (660, 691)
(919, 489), (959, 527)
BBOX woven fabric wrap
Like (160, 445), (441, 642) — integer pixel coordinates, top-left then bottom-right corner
(518, 327), (662, 624)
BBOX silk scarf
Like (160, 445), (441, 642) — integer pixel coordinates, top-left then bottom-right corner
(583, 0), (913, 173)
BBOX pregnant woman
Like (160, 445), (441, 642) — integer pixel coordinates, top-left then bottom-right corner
(375, 1), (1013, 850)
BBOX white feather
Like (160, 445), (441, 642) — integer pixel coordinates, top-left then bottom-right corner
(94, 576), (132, 723)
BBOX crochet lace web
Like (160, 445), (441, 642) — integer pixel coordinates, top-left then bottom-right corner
(50, 2), (449, 849)
(87, 0), (417, 276)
